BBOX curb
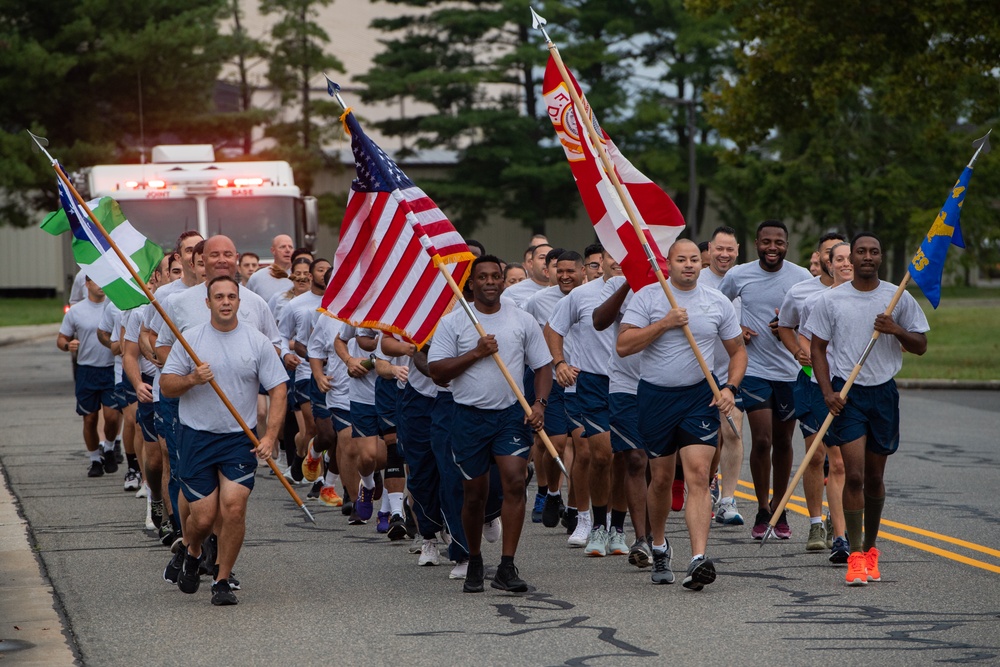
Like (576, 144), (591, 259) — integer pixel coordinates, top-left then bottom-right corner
(0, 324), (61, 348)
(897, 379), (1000, 391)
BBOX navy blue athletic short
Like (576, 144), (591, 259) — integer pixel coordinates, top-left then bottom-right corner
(543, 382), (568, 438)
(793, 369), (830, 440)
(137, 373), (157, 442)
(451, 402), (531, 479)
(375, 377), (399, 436)
(564, 390), (584, 434)
(740, 375), (796, 422)
(75, 365), (116, 416)
(824, 376), (899, 456)
(350, 401), (378, 439)
(609, 392), (643, 453)
(309, 377), (331, 420)
(577, 371), (610, 437)
(177, 424), (257, 502)
(637, 379), (719, 458)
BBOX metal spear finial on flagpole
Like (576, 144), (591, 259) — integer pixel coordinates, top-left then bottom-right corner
(530, 9), (740, 437)
(325, 76), (348, 111)
(969, 129), (992, 169)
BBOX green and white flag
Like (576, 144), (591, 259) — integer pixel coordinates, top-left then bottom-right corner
(41, 180), (162, 310)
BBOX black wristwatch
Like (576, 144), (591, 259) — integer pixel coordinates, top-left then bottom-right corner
(535, 398), (548, 407)
(723, 383), (740, 394)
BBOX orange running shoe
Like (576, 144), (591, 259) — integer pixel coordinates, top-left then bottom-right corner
(301, 440), (323, 482)
(845, 552), (868, 586)
(865, 547), (881, 582)
(319, 485), (343, 507)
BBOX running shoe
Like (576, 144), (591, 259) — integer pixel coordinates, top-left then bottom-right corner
(607, 529), (629, 556)
(751, 508), (771, 540)
(341, 496), (354, 516)
(150, 499), (164, 530)
(829, 536), (850, 564)
(682, 556), (716, 591)
(714, 500), (744, 526)
(774, 510), (792, 540)
(806, 522), (827, 551)
(709, 474), (720, 504)
(210, 579), (238, 606)
(307, 479), (324, 500)
(418, 539), (440, 566)
(199, 535), (217, 577)
(865, 547), (881, 582)
(845, 552), (868, 586)
(531, 493), (546, 523)
(177, 552), (203, 594)
(562, 508), (578, 535)
(403, 506), (417, 538)
(301, 442), (323, 482)
(671, 479), (686, 512)
(210, 564), (241, 591)
(464, 559), (485, 593)
(567, 514), (592, 548)
(135, 483), (149, 499)
(347, 509), (367, 525)
(102, 449), (118, 475)
(409, 535), (424, 554)
(542, 494), (562, 528)
(144, 497), (155, 532)
(449, 560), (468, 580)
(651, 544), (674, 584)
(491, 562), (528, 593)
(355, 483), (375, 521)
(163, 546), (186, 584)
(113, 439), (124, 464)
(387, 514), (407, 541)
(123, 468), (141, 492)
(584, 526), (609, 557)
(373, 471), (384, 501)
(87, 460), (104, 478)
(825, 514), (834, 549)
(318, 485), (343, 507)
(628, 537), (652, 568)
(483, 518), (502, 544)
(376, 511), (390, 534)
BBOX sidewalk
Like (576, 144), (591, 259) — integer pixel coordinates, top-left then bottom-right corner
(0, 471), (77, 666)
(0, 324), (61, 348)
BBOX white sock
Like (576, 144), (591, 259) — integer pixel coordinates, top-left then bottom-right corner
(388, 492), (404, 516)
(379, 493), (391, 513)
(360, 472), (375, 490)
(308, 443), (318, 459)
(652, 542), (668, 552)
(89, 450), (103, 463)
(720, 496), (734, 504)
(324, 471), (339, 487)
(547, 490), (561, 497)
(810, 516), (823, 524)
(692, 553), (705, 562)
(101, 440), (113, 453)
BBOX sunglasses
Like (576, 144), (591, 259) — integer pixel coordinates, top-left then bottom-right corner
(584, 262), (601, 270)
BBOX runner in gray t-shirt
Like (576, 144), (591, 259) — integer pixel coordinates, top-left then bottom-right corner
(806, 232), (929, 587)
(718, 220), (812, 541)
(161, 275), (287, 605)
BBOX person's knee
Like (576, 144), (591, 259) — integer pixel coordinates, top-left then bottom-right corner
(843, 467), (864, 490)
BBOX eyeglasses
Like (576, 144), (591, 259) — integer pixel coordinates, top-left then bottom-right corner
(584, 262), (601, 270)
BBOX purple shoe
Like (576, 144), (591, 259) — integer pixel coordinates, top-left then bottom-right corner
(774, 511), (791, 540)
(376, 511), (390, 533)
(356, 483), (375, 521)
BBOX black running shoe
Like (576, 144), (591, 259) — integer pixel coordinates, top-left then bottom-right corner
(541, 494), (562, 528)
(164, 545), (186, 584)
(373, 470), (384, 501)
(150, 500), (164, 531)
(403, 505), (417, 539)
(341, 488), (354, 516)
(651, 544), (675, 585)
(681, 556), (717, 591)
(113, 439), (125, 464)
(102, 449), (118, 474)
(307, 479), (324, 499)
(199, 535), (217, 576)
(563, 508), (578, 535)
(177, 552), (203, 594)
(210, 579), (238, 606)
(463, 558), (485, 594)
(87, 460), (104, 478)
(387, 513), (407, 541)
(491, 562), (528, 593)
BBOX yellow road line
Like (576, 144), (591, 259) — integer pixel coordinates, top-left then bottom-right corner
(730, 480), (1000, 572)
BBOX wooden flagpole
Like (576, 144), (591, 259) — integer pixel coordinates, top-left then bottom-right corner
(530, 9), (739, 435)
(29, 133), (315, 524)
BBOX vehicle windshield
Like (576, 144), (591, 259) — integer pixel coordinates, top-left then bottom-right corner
(115, 200), (199, 253)
(207, 196), (298, 259)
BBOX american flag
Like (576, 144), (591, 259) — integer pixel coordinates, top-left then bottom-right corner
(543, 56), (685, 290)
(320, 112), (474, 347)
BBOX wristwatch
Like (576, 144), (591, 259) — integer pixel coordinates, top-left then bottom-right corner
(723, 383), (740, 394)
(535, 398), (548, 407)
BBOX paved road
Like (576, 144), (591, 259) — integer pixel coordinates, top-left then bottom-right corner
(2, 336), (999, 666)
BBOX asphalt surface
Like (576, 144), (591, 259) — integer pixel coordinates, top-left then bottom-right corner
(1, 334), (999, 666)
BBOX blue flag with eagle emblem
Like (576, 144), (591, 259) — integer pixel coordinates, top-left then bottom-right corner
(908, 166), (970, 308)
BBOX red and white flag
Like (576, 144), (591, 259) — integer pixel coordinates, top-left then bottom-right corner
(543, 56), (686, 289)
(321, 112), (474, 347)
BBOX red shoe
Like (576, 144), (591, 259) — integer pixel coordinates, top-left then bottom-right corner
(301, 439), (323, 482)
(845, 552), (868, 586)
(865, 547), (881, 582)
(671, 479), (686, 512)
(319, 486), (343, 507)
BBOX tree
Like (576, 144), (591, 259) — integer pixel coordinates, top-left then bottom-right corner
(690, 0), (1000, 278)
(258, 0), (345, 194)
(0, 0), (249, 226)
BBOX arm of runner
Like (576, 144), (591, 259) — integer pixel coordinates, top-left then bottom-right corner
(711, 336), (747, 415)
(777, 325), (810, 367)
(96, 328), (113, 350)
(592, 281), (630, 331)
(427, 334), (497, 384)
(616, 308), (687, 357)
(381, 335), (416, 358)
(309, 357), (331, 394)
(160, 363), (213, 398)
(123, 340), (153, 403)
(874, 313), (928, 356)
(335, 336), (369, 378)
(527, 362), (553, 431)
(258, 382), (288, 458)
(542, 323), (578, 387)
(57, 333), (79, 353)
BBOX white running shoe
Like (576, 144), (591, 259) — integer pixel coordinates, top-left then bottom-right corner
(483, 518), (502, 544)
(568, 513), (593, 547)
(449, 561), (468, 580)
(418, 539), (440, 566)
(136, 483), (149, 499)
(123, 469), (141, 492)
(144, 495), (155, 531)
(409, 535), (424, 554)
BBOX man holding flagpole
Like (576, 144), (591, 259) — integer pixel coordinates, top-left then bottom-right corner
(805, 232), (929, 586)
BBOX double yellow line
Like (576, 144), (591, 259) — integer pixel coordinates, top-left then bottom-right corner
(732, 480), (1000, 574)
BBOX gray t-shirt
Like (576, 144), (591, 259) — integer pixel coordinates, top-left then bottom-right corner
(163, 322), (287, 433)
(600, 276), (640, 394)
(98, 301), (123, 381)
(427, 302), (552, 410)
(524, 285), (567, 327)
(719, 260), (812, 381)
(278, 291), (322, 383)
(307, 315), (350, 411)
(60, 299), (114, 368)
(622, 283), (742, 388)
(247, 268), (293, 305)
(338, 325), (377, 405)
(123, 305), (158, 377)
(777, 275), (828, 329)
(155, 284), (280, 350)
(700, 268), (744, 381)
(548, 278), (613, 376)
(503, 279), (547, 308)
(802, 281), (929, 387)
(145, 279), (192, 335)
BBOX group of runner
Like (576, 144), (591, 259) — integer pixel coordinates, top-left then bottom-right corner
(57, 220), (929, 604)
